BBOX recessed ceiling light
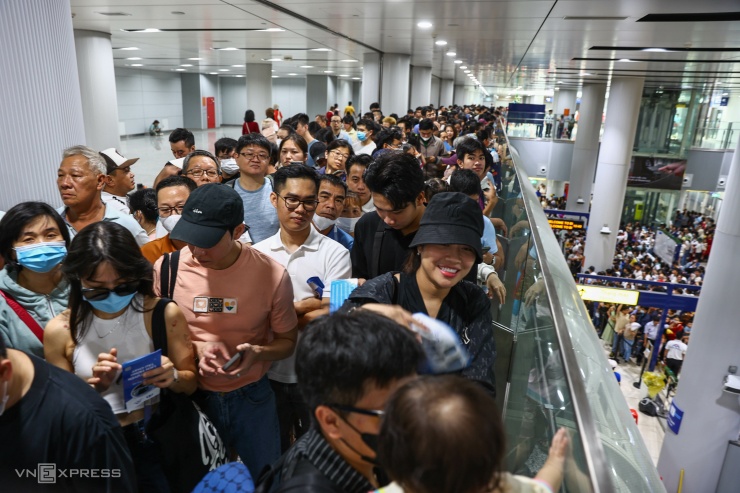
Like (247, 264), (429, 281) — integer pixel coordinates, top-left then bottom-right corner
(263, 58), (282, 62)
(256, 28), (285, 32)
(220, 47), (239, 51)
(324, 70), (334, 73)
(454, 60), (463, 64)
(219, 69), (229, 72)
(118, 47), (139, 50)
(300, 65), (314, 68)
(175, 69), (185, 71)
(310, 48), (331, 52)
(341, 59), (358, 62)
(435, 40), (448, 46)
(235, 75), (244, 78)
(464, 70), (471, 73)
(272, 75), (279, 78)
(446, 52), (456, 57)
(122, 28), (161, 33)
(339, 74), (349, 77)
(188, 57), (202, 60)
(126, 57), (142, 60)
(288, 73), (298, 76)
(618, 58), (635, 62)
(181, 64), (193, 67)
(131, 64), (143, 67)
(231, 64), (245, 67)
(642, 48), (670, 52)
(722, 92), (729, 96)
(459, 66), (467, 69)
(557, 81), (563, 84)
(352, 77), (361, 80)
(209, 72), (218, 75)
(417, 21), (433, 28)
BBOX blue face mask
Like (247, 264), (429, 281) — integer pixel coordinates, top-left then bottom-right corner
(357, 131), (367, 142)
(14, 241), (67, 273)
(86, 291), (137, 314)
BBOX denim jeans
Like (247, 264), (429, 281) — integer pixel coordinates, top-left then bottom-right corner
(622, 338), (635, 361)
(198, 376), (281, 478)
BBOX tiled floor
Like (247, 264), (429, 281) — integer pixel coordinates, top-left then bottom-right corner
(606, 345), (669, 466)
(118, 127), (241, 188)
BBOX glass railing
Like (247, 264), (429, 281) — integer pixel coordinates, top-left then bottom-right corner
(493, 122), (666, 492)
(691, 122), (739, 150)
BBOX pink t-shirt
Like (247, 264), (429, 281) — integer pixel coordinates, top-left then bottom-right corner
(153, 243), (297, 392)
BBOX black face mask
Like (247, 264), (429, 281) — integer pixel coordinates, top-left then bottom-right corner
(337, 413), (380, 466)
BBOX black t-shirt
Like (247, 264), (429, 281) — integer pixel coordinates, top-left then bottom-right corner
(0, 354), (135, 493)
(351, 211), (417, 279)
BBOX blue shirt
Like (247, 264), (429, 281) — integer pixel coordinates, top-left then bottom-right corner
(234, 178), (279, 244)
(481, 215), (498, 254)
(57, 203), (149, 246)
(327, 225), (354, 251)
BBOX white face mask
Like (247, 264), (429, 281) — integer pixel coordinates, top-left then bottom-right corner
(0, 381), (8, 417)
(220, 158), (239, 175)
(420, 136), (431, 142)
(337, 217), (360, 234)
(161, 214), (182, 233)
(313, 215), (338, 231)
(276, 138), (283, 147)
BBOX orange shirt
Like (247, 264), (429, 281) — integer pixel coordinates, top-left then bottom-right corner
(141, 235), (178, 264)
(153, 243), (296, 392)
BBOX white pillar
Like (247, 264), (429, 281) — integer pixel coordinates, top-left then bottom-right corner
(582, 77), (644, 272)
(441, 79), (454, 107)
(362, 52), (380, 115)
(381, 54), (410, 117)
(74, 30), (120, 150)
(337, 78), (352, 112)
(657, 134), (740, 492)
(566, 83), (606, 212)
(307, 75), (330, 120)
(0, 0), (85, 210)
(454, 84), (465, 106)
(246, 63), (272, 118)
(410, 66), (432, 109)
(554, 89), (577, 116)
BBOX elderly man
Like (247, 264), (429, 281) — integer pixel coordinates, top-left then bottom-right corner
(100, 148), (138, 214)
(56, 145), (149, 246)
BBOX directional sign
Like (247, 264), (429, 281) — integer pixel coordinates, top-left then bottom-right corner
(577, 285), (639, 305)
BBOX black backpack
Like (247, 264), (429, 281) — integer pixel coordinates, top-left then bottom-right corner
(253, 451), (344, 493)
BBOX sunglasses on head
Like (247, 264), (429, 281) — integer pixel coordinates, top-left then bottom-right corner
(81, 281), (140, 301)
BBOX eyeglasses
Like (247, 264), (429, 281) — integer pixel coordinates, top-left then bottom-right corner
(275, 193), (319, 212)
(331, 119), (342, 124)
(185, 169), (220, 178)
(239, 151), (270, 162)
(329, 150), (350, 160)
(157, 206), (184, 217)
(327, 403), (385, 418)
(81, 281), (140, 302)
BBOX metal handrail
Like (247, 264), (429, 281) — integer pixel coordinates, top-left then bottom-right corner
(499, 120), (615, 493)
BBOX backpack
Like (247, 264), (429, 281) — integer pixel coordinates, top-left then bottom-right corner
(262, 119), (277, 143)
(253, 451), (343, 493)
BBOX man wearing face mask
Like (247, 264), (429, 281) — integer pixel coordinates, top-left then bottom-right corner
(215, 137), (240, 181)
(0, 338), (136, 492)
(140, 176), (197, 263)
(313, 175), (354, 251)
(253, 166), (351, 454)
(353, 119), (379, 156)
(417, 118), (445, 178)
(254, 312), (421, 493)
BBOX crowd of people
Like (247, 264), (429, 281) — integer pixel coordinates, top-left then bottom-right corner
(0, 103), (574, 493)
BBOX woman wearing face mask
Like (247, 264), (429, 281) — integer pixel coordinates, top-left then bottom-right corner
(0, 203), (71, 358)
(337, 192), (363, 236)
(341, 193), (496, 395)
(128, 188), (159, 240)
(45, 221), (197, 492)
(278, 133), (308, 169)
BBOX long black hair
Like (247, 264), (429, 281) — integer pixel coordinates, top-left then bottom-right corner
(62, 222), (154, 343)
(0, 202), (71, 271)
(244, 109), (256, 123)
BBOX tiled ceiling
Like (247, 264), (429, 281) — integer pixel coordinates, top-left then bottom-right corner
(71, 0), (740, 96)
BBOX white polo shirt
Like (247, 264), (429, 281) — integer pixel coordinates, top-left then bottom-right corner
(665, 340), (687, 361)
(253, 226), (351, 383)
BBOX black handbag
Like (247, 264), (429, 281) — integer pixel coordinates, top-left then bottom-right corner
(146, 298), (228, 492)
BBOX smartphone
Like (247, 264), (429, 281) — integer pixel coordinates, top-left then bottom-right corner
(482, 246), (491, 254)
(221, 351), (244, 372)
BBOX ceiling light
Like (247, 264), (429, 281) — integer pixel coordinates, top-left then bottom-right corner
(324, 70), (334, 73)
(209, 72), (217, 75)
(122, 28), (161, 33)
(339, 74), (349, 77)
(181, 64), (193, 67)
(460, 66), (467, 69)
(464, 70), (471, 73)
(435, 40), (448, 46)
(417, 21), (433, 29)
(235, 75), (244, 78)
(446, 52), (456, 57)
(219, 69), (229, 72)
(557, 81), (563, 84)
(341, 59), (358, 62)
(220, 47), (239, 51)
(352, 77), (361, 80)
(126, 57), (142, 60)
(118, 47), (139, 50)
(722, 92), (729, 96)
(454, 60), (463, 64)
(310, 48), (331, 52)
(288, 73), (298, 76)
(272, 75), (279, 78)
(188, 57), (202, 60)
(642, 48), (670, 52)
(618, 58), (635, 62)
(263, 58), (282, 62)
(256, 28), (285, 32)
(300, 65), (314, 68)
(131, 64), (143, 67)
(175, 69), (185, 71)
(231, 64), (245, 67)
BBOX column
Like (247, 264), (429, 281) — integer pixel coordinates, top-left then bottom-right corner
(381, 54), (410, 116)
(566, 83), (606, 212)
(440, 79), (454, 106)
(410, 66), (432, 109)
(74, 30), (120, 150)
(554, 89), (577, 117)
(307, 75), (330, 120)
(337, 78), (352, 111)
(582, 77), (644, 272)
(246, 63), (272, 118)
(430, 76), (440, 108)
(454, 84), (465, 106)
(362, 52), (380, 115)
(657, 133), (740, 492)
(0, 0), (85, 210)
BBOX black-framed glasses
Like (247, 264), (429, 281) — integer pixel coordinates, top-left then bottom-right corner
(157, 206), (184, 217)
(185, 169), (220, 178)
(239, 151), (270, 162)
(81, 281), (140, 301)
(329, 150), (350, 160)
(327, 403), (385, 418)
(275, 193), (319, 212)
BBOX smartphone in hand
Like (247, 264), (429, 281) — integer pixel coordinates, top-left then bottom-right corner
(221, 351), (244, 372)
